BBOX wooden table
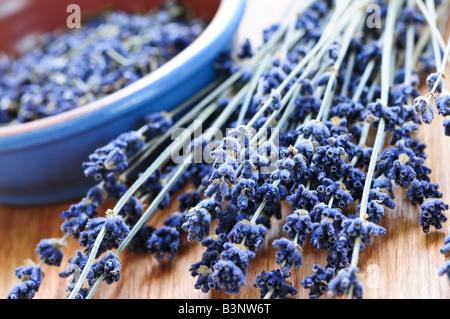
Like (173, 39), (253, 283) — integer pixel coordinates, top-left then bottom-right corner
(1, 0), (449, 299)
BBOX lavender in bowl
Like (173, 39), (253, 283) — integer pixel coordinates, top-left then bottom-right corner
(0, 1), (207, 123)
(0, 0), (246, 205)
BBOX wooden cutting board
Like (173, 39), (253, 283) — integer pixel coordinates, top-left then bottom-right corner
(0, 0), (449, 299)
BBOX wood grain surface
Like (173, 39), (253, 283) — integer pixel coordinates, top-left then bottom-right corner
(1, 0), (449, 299)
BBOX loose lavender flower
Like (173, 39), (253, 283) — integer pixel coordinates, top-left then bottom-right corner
(419, 199), (449, 233)
(439, 261), (450, 284)
(189, 234), (228, 293)
(210, 243), (255, 294)
(413, 95), (435, 124)
(338, 217), (386, 247)
(328, 267), (363, 299)
(145, 112), (173, 137)
(59, 251), (88, 293)
(227, 220), (268, 251)
(283, 210), (314, 246)
(426, 73), (444, 92)
(87, 252), (121, 286)
(182, 204), (214, 242)
(272, 238), (303, 276)
(79, 215), (130, 257)
(441, 236), (450, 255)
(146, 226), (180, 262)
(7, 265), (43, 299)
(61, 201), (98, 239)
(301, 264), (335, 299)
(210, 260), (246, 295)
(253, 269), (297, 299)
(35, 238), (65, 266)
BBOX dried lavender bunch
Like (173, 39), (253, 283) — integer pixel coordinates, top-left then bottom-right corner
(185, 0), (387, 298)
(0, 1), (206, 124)
(7, 0), (450, 300)
(58, 30), (287, 298)
(5, 67), (224, 299)
(6, 113), (169, 298)
(180, 0), (449, 299)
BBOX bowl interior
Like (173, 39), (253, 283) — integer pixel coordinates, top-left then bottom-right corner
(0, 0), (220, 55)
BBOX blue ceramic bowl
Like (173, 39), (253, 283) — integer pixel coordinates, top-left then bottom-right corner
(0, 0), (246, 205)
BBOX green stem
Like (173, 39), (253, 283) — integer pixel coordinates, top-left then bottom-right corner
(347, 0), (403, 299)
(414, 0), (450, 64)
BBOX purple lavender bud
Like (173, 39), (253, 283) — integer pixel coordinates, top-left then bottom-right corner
(273, 238), (303, 276)
(59, 251), (87, 292)
(253, 269), (297, 299)
(367, 101), (404, 131)
(269, 89), (282, 110)
(413, 96), (435, 124)
(310, 218), (339, 250)
(298, 121), (331, 143)
(61, 201), (98, 239)
(14, 265), (43, 285)
(210, 259), (246, 295)
(328, 267), (363, 299)
(340, 217), (386, 245)
(357, 40), (382, 65)
(316, 72), (337, 89)
(87, 251), (121, 286)
(237, 38), (254, 59)
(102, 173), (127, 200)
(301, 264), (335, 299)
(436, 94), (450, 116)
(386, 159), (417, 186)
(227, 220), (267, 251)
(118, 196), (143, 226)
(189, 234), (228, 293)
(283, 211), (313, 246)
(444, 117), (450, 136)
(85, 185), (104, 208)
(426, 73), (443, 92)
(127, 225), (155, 253)
(35, 238), (64, 266)
(220, 243), (255, 273)
(178, 191), (203, 211)
(419, 199), (449, 233)
(7, 266), (43, 299)
(440, 236), (450, 255)
(147, 226), (180, 262)
(79, 216), (129, 257)
(145, 112), (173, 137)
(439, 261), (450, 284)
(182, 206), (212, 242)
(263, 23), (280, 43)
